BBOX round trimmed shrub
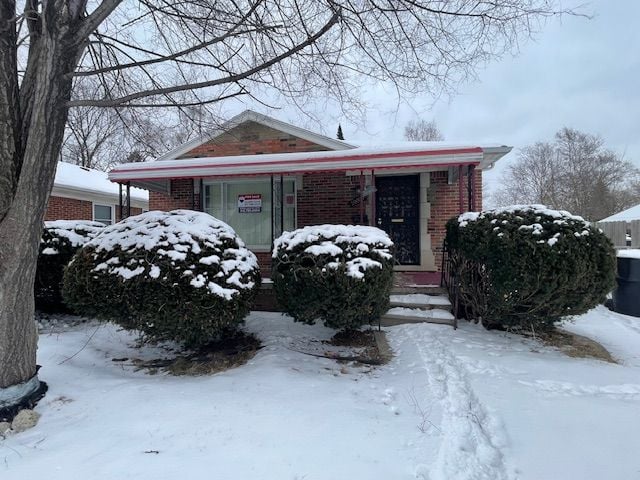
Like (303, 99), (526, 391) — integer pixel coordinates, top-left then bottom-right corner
(446, 204), (616, 330)
(272, 225), (394, 330)
(63, 210), (261, 348)
(35, 220), (104, 311)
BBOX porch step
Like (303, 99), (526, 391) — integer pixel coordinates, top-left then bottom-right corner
(380, 306), (456, 327)
(391, 285), (446, 295)
(389, 293), (451, 309)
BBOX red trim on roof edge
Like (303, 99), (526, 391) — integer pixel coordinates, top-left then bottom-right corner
(113, 160), (481, 183)
(111, 147), (483, 175)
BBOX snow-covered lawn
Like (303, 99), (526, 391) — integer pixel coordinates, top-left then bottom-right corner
(2, 307), (640, 480)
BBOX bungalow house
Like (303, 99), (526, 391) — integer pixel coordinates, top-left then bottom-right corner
(108, 110), (511, 278)
(47, 161), (149, 225)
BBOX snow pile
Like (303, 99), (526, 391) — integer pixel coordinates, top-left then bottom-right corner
(273, 224), (393, 279)
(617, 249), (640, 259)
(85, 210), (258, 294)
(55, 161), (148, 202)
(41, 220), (104, 254)
(457, 204), (591, 246)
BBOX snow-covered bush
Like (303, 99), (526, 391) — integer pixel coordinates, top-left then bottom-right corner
(446, 205), (615, 330)
(272, 225), (394, 330)
(63, 210), (261, 348)
(35, 220), (104, 311)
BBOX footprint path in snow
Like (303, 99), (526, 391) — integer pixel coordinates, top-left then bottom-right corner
(395, 325), (513, 480)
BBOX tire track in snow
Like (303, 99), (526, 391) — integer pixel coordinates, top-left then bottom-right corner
(408, 326), (512, 480)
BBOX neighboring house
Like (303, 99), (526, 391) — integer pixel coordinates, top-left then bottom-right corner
(598, 204), (640, 248)
(109, 110), (511, 276)
(46, 161), (149, 225)
(599, 204), (640, 224)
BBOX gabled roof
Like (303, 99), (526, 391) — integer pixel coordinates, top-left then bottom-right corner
(155, 109), (356, 161)
(599, 204), (640, 223)
(54, 162), (149, 204)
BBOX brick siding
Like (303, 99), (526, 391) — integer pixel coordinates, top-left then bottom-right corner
(297, 172), (364, 226)
(178, 121), (331, 158)
(149, 179), (199, 212)
(44, 195), (142, 222)
(428, 169), (482, 271)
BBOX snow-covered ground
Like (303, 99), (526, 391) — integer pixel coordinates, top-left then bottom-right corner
(2, 307), (640, 480)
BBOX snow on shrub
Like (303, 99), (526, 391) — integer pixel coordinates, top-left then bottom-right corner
(35, 220), (104, 311)
(63, 210), (261, 348)
(446, 204), (615, 330)
(272, 225), (394, 330)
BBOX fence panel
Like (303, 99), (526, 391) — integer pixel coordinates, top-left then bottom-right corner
(630, 220), (640, 248)
(596, 221), (627, 248)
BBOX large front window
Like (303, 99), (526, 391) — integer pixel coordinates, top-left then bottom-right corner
(203, 178), (296, 249)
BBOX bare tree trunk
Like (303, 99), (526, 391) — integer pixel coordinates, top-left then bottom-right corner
(0, 21), (81, 400)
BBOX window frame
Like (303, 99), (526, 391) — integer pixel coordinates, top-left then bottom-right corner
(93, 203), (114, 225)
(202, 177), (297, 251)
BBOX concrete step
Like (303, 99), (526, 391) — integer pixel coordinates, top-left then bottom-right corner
(389, 293), (451, 310)
(380, 306), (456, 327)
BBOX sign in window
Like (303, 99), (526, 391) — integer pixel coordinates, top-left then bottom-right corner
(238, 194), (262, 213)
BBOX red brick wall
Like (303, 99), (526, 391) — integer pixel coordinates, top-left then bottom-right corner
(429, 168), (482, 271)
(297, 172), (363, 226)
(179, 121), (331, 158)
(44, 195), (142, 222)
(149, 179), (199, 211)
(45, 196), (93, 221)
(255, 251), (273, 277)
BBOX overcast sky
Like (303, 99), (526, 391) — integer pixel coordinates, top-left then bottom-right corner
(231, 0), (640, 200)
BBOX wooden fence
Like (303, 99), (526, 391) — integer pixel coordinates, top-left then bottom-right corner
(596, 220), (640, 248)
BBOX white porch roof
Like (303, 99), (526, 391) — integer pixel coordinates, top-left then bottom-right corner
(109, 143), (512, 192)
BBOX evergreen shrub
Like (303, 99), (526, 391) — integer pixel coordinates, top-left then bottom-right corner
(446, 204), (616, 330)
(63, 210), (260, 347)
(272, 225), (394, 330)
(35, 220), (104, 311)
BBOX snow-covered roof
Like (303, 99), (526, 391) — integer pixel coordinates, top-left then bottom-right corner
(155, 109), (355, 161)
(54, 162), (149, 204)
(109, 143), (512, 190)
(599, 204), (640, 223)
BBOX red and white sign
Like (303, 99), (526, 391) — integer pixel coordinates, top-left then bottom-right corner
(238, 193), (262, 213)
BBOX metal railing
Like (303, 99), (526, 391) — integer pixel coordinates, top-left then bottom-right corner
(440, 239), (459, 329)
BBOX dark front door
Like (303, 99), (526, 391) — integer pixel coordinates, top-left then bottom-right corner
(375, 175), (420, 265)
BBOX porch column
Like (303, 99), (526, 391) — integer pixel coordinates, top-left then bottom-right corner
(118, 183), (123, 221)
(359, 170), (365, 224)
(370, 169), (376, 226)
(469, 165), (476, 211)
(458, 165), (464, 213)
(126, 182), (131, 218)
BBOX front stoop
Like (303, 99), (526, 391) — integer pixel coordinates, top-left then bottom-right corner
(381, 292), (456, 327)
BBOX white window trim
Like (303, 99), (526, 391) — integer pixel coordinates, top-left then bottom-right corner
(202, 177), (297, 250)
(92, 203), (115, 225)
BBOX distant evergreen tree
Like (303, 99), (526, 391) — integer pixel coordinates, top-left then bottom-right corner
(337, 124), (345, 140)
